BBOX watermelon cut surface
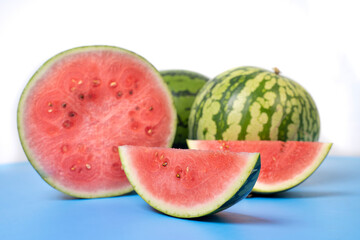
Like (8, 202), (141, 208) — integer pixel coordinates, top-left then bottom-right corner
(118, 146), (260, 218)
(17, 46), (177, 198)
(187, 140), (332, 193)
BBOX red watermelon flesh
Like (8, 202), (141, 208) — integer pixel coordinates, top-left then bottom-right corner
(187, 140), (332, 193)
(17, 46), (176, 198)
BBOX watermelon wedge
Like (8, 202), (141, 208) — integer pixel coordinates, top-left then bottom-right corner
(118, 145), (260, 218)
(187, 140), (332, 194)
(17, 46), (177, 198)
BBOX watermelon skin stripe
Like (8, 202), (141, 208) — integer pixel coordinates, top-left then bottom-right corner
(168, 89), (200, 98)
(188, 66), (320, 142)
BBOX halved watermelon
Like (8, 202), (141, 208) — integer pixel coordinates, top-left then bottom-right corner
(118, 145), (260, 218)
(17, 46), (177, 198)
(187, 140), (332, 194)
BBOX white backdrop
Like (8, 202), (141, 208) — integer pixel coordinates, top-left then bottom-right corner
(1, 0), (359, 164)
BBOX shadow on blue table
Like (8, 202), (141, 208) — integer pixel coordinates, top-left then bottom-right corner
(192, 211), (274, 224)
(147, 205), (275, 224)
(56, 190), (138, 200)
(250, 190), (347, 199)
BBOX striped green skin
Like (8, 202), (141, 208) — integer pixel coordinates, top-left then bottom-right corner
(161, 70), (208, 148)
(188, 66), (320, 142)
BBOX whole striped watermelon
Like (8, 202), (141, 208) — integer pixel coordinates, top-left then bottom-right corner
(188, 66), (320, 142)
(161, 70), (208, 148)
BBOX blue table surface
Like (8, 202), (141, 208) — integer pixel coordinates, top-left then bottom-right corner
(1, 155), (359, 240)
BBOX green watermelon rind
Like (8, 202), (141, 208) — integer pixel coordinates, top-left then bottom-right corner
(160, 69), (209, 148)
(188, 66), (321, 142)
(119, 146), (260, 218)
(209, 155), (260, 214)
(252, 142), (332, 194)
(160, 69), (209, 82)
(17, 45), (177, 198)
(187, 140), (332, 194)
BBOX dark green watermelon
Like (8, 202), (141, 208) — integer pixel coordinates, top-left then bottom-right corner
(161, 70), (208, 148)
